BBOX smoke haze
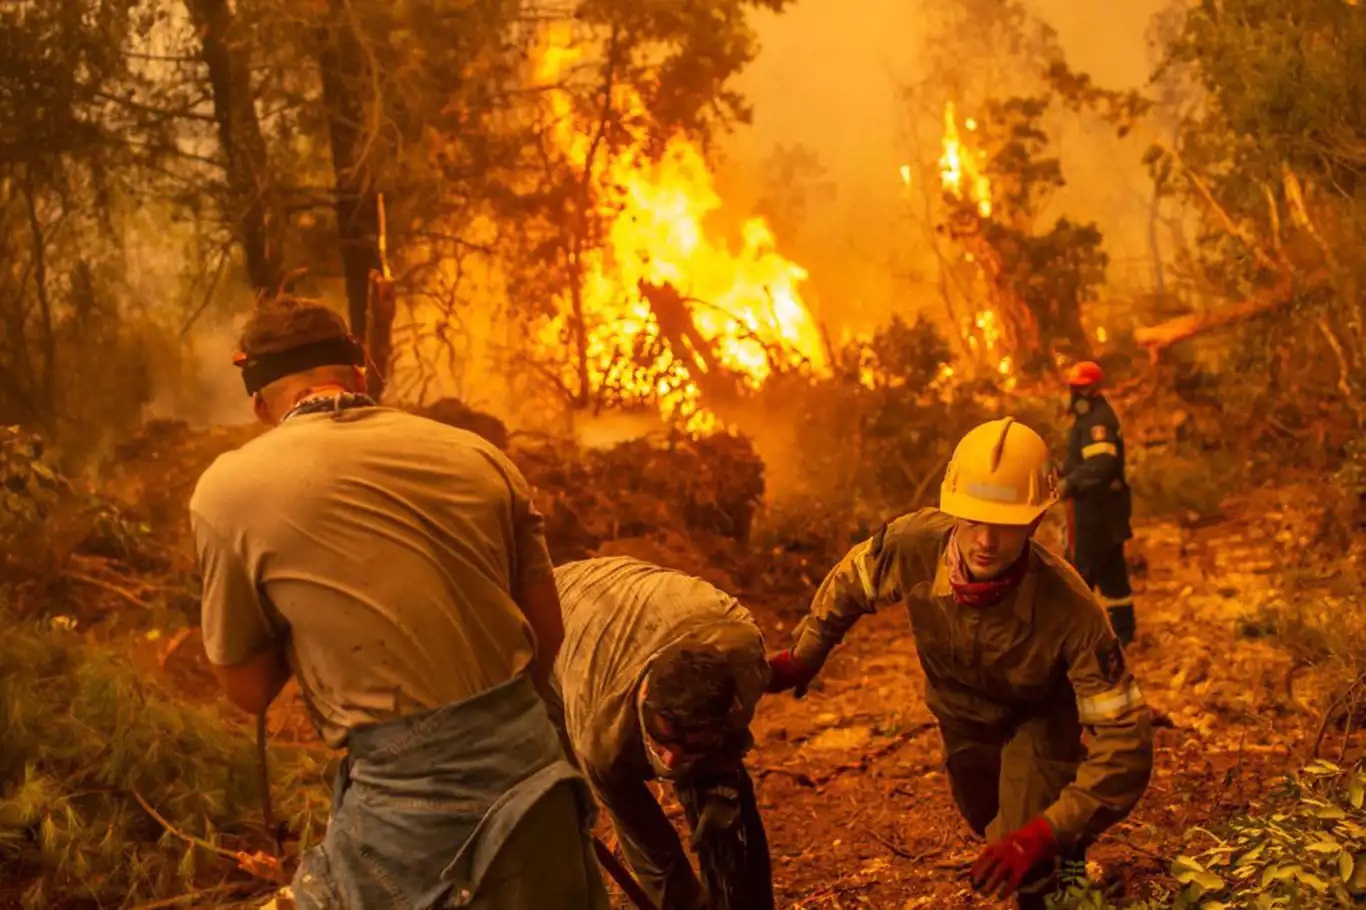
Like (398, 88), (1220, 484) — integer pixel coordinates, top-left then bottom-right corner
(719, 0), (1173, 336)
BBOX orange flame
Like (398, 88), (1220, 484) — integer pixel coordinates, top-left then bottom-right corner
(936, 103), (1014, 385)
(533, 29), (826, 431)
(939, 102), (992, 219)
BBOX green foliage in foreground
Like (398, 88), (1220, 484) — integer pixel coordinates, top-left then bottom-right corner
(0, 606), (331, 908)
(2, 426), (63, 542)
(1052, 760), (1366, 909)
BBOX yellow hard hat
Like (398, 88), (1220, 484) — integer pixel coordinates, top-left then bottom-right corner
(940, 417), (1058, 525)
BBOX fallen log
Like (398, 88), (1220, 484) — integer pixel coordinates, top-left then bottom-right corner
(1133, 280), (1297, 355)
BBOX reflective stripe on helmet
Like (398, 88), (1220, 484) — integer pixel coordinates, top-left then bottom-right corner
(964, 481), (1022, 503)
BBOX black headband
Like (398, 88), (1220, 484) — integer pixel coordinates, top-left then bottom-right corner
(234, 336), (366, 396)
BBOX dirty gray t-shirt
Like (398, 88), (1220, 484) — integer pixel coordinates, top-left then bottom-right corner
(190, 406), (549, 748)
(550, 557), (769, 778)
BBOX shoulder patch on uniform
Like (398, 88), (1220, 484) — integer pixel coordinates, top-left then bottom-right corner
(1090, 424), (1109, 442)
(1096, 639), (1126, 684)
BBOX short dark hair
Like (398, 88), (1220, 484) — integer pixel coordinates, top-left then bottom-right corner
(644, 642), (739, 731)
(238, 295), (349, 358)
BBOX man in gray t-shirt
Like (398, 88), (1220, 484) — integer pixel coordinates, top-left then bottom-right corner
(192, 296), (606, 909)
(550, 556), (775, 910)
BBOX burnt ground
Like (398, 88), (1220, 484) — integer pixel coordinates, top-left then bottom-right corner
(77, 435), (1360, 909)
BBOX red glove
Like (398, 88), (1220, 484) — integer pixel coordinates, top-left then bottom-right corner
(765, 650), (818, 697)
(970, 817), (1059, 898)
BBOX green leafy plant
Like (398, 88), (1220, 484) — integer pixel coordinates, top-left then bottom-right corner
(1050, 761), (1366, 910)
(1165, 761), (1366, 909)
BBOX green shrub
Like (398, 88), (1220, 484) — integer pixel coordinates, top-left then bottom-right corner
(0, 603), (330, 907)
(1127, 446), (1239, 521)
(752, 317), (997, 517)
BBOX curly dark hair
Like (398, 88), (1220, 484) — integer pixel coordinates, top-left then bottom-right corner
(643, 641), (740, 731)
(238, 295), (349, 357)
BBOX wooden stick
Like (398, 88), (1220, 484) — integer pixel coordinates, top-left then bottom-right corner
(592, 836), (658, 910)
(130, 791), (286, 885)
(62, 572), (147, 609)
(130, 791), (244, 862)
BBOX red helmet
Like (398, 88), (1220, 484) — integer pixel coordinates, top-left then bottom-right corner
(1065, 361), (1103, 387)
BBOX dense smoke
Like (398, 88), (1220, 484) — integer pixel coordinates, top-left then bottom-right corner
(718, 0), (1172, 338)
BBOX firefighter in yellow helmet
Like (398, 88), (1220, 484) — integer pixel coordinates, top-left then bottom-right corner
(766, 418), (1154, 908)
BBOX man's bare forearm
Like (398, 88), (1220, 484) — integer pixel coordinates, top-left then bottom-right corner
(514, 572), (565, 685)
(212, 644), (291, 716)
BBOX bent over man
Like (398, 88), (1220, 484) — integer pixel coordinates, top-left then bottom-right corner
(191, 297), (607, 909)
(1059, 361), (1136, 645)
(549, 556), (774, 910)
(768, 418), (1153, 909)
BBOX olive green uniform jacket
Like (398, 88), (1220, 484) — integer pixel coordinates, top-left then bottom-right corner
(791, 509), (1153, 851)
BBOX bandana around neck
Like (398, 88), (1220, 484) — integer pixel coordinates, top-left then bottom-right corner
(282, 391), (376, 423)
(947, 533), (1031, 607)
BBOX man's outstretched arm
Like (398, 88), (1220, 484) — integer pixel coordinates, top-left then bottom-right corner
(770, 522), (903, 693)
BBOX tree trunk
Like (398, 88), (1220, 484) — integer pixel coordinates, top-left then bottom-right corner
(185, 0), (279, 292)
(20, 171), (56, 428)
(1133, 281), (1301, 354)
(316, 6), (386, 366)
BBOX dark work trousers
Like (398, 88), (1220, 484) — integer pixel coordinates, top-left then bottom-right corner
(941, 707), (1090, 906)
(1071, 534), (1135, 646)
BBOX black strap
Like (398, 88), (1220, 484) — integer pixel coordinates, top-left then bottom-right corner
(237, 336), (365, 395)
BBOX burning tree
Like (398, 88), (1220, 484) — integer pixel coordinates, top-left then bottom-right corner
(897, 0), (1148, 381)
(929, 96), (1113, 378)
(498, 15), (826, 433)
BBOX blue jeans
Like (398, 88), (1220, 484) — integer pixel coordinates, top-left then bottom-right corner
(292, 674), (608, 909)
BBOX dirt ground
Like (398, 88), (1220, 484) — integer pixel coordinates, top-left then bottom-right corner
(141, 477), (1354, 909)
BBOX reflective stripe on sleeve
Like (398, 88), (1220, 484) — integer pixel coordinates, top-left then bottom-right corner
(1077, 681), (1146, 724)
(1081, 442), (1119, 459)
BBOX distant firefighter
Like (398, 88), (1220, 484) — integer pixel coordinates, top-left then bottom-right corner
(1059, 361), (1136, 646)
(768, 418), (1154, 909)
(547, 556), (774, 910)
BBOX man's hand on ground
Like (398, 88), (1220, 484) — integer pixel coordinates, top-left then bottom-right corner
(764, 650), (817, 698)
(970, 816), (1059, 899)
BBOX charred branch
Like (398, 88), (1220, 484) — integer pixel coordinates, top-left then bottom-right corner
(638, 280), (744, 407)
